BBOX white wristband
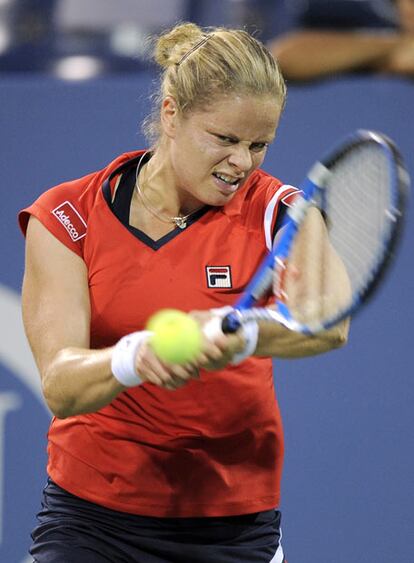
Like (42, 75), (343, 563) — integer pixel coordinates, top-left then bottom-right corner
(111, 331), (151, 387)
(230, 320), (259, 365)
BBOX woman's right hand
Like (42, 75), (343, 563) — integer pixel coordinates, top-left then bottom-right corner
(135, 338), (202, 391)
(137, 312), (242, 389)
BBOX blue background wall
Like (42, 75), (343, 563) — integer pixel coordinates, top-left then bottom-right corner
(0, 74), (413, 562)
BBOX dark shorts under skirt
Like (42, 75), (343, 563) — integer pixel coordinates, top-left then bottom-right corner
(30, 479), (286, 563)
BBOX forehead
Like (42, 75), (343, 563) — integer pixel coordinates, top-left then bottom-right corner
(189, 94), (281, 139)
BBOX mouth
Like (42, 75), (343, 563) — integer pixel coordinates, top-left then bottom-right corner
(212, 172), (243, 193)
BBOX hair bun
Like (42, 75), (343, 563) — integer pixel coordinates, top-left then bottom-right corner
(155, 22), (205, 68)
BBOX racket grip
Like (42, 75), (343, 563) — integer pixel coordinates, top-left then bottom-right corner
(221, 311), (242, 334)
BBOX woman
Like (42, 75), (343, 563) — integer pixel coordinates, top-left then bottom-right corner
(20, 23), (348, 563)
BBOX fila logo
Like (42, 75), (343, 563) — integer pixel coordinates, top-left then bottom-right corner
(51, 201), (87, 242)
(206, 266), (232, 288)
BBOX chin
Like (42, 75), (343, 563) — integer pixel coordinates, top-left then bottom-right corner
(209, 192), (237, 206)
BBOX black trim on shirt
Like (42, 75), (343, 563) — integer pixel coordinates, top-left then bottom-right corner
(102, 154), (211, 250)
(272, 202), (289, 240)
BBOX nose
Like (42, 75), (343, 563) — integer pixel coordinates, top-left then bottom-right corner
(227, 145), (253, 172)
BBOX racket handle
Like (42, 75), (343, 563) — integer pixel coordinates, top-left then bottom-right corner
(221, 311), (242, 334)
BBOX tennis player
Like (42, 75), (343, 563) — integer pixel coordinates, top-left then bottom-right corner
(20, 23), (349, 563)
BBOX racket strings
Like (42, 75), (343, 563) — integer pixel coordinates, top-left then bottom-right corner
(276, 143), (395, 330)
(326, 145), (392, 303)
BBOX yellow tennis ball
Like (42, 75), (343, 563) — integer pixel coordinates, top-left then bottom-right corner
(146, 309), (202, 365)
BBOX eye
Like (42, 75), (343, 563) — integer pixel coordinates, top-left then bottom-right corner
(250, 142), (269, 153)
(216, 134), (238, 145)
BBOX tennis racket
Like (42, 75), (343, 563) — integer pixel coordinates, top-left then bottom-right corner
(221, 129), (409, 335)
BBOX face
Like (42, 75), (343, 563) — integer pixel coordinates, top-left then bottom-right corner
(395, 0), (414, 32)
(162, 94), (281, 208)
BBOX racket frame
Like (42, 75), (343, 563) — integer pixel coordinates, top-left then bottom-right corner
(222, 130), (408, 335)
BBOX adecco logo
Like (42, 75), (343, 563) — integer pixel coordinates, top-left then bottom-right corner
(51, 201), (87, 242)
(0, 283), (49, 563)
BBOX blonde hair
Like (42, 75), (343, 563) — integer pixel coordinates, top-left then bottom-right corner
(143, 22), (286, 144)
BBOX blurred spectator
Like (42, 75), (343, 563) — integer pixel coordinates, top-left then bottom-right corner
(0, 0), (187, 75)
(54, 0), (187, 58)
(1, 0), (281, 76)
(268, 0), (414, 81)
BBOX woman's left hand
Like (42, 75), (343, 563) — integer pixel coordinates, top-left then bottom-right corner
(189, 309), (246, 370)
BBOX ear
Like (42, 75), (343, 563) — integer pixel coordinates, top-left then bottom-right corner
(160, 96), (179, 139)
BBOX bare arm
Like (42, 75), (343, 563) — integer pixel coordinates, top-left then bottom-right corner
(22, 218), (225, 418)
(268, 30), (400, 81)
(254, 318), (348, 359)
(378, 34), (414, 75)
(255, 207), (350, 358)
(22, 217), (124, 418)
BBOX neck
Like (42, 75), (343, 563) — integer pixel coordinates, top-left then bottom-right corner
(141, 148), (203, 217)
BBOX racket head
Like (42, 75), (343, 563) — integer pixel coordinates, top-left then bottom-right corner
(223, 130), (409, 335)
(338, 131), (408, 308)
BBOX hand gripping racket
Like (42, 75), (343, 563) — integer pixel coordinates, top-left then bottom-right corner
(221, 129), (409, 335)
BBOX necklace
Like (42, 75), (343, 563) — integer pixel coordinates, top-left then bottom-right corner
(135, 153), (201, 230)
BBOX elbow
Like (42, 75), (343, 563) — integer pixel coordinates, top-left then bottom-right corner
(324, 319), (350, 349)
(330, 331), (348, 350)
(42, 387), (72, 419)
(49, 407), (73, 420)
(42, 367), (75, 419)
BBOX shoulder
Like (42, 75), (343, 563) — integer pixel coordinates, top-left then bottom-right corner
(223, 168), (300, 250)
(18, 150), (143, 254)
(239, 168), (299, 211)
(19, 151), (143, 232)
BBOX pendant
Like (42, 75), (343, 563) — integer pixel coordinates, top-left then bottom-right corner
(174, 217), (187, 229)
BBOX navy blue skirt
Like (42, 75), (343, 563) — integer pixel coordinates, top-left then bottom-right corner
(30, 479), (286, 562)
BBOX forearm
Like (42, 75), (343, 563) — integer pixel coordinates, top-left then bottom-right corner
(42, 346), (124, 418)
(269, 31), (400, 80)
(254, 318), (349, 358)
